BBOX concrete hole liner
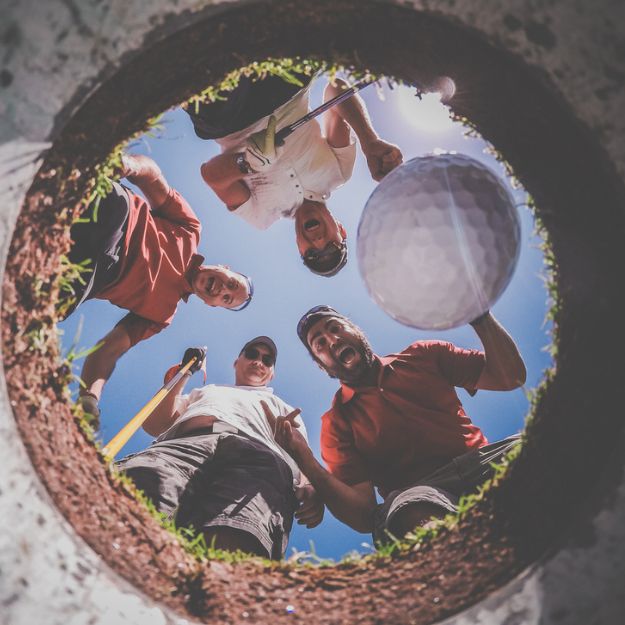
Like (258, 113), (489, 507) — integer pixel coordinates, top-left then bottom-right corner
(1, 1), (625, 624)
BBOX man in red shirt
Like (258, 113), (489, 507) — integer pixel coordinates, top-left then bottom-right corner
(267, 305), (526, 544)
(66, 154), (253, 422)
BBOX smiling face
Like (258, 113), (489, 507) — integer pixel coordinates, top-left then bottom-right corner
(306, 316), (375, 384)
(192, 265), (249, 309)
(234, 342), (275, 387)
(294, 200), (347, 258)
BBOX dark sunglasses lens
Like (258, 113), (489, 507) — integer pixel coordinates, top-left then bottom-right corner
(244, 347), (274, 367)
(244, 347), (258, 360)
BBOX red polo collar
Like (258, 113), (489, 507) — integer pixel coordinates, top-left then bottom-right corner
(335, 355), (395, 404)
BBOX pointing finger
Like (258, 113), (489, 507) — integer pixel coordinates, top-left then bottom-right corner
(285, 408), (301, 424)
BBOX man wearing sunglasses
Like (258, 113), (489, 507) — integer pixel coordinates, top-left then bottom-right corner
(268, 305), (525, 546)
(196, 74), (402, 276)
(117, 338), (324, 560)
(67, 153), (254, 425)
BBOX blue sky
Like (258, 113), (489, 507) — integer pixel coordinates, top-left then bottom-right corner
(58, 78), (552, 561)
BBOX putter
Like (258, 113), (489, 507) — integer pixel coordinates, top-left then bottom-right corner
(102, 356), (198, 459)
(274, 77), (375, 146)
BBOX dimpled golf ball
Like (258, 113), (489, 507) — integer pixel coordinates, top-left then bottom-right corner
(357, 153), (521, 330)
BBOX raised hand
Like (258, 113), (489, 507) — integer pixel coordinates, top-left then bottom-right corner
(181, 346), (207, 374)
(362, 138), (403, 181)
(261, 401), (310, 462)
(246, 115), (281, 171)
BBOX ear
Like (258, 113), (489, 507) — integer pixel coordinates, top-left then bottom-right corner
(338, 221), (347, 240)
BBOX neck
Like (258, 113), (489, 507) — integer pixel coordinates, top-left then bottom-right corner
(341, 358), (379, 387)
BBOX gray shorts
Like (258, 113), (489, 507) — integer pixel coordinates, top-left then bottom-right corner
(116, 430), (296, 559)
(373, 435), (522, 544)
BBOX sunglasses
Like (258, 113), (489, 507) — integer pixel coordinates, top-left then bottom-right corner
(243, 346), (275, 367)
(303, 241), (344, 263)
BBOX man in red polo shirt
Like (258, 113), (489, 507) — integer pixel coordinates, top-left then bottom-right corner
(66, 154), (253, 422)
(267, 305), (526, 544)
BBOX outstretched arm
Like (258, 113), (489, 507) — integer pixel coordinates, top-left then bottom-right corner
(263, 402), (377, 533)
(121, 154), (170, 209)
(144, 347), (206, 436)
(79, 323), (132, 404)
(142, 372), (189, 437)
(323, 78), (403, 181)
(471, 312), (527, 391)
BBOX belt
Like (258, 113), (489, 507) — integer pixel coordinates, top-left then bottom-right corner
(184, 422), (239, 437)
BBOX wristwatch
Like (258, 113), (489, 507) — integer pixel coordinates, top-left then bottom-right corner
(235, 152), (253, 175)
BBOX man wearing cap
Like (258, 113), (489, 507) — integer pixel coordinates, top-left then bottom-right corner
(117, 337), (324, 559)
(68, 153), (253, 422)
(268, 305), (526, 544)
(195, 74), (403, 276)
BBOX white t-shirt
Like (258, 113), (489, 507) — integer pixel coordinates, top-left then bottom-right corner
(156, 384), (307, 486)
(217, 81), (357, 230)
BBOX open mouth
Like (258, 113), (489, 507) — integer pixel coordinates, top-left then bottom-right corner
(338, 345), (357, 365)
(304, 219), (320, 231)
(206, 276), (217, 295)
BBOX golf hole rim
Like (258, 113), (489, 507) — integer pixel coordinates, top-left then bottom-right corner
(3, 1), (625, 623)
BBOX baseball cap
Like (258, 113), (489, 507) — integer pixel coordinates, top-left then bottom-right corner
(228, 273), (254, 311)
(239, 335), (278, 361)
(296, 305), (347, 348)
(302, 241), (348, 277)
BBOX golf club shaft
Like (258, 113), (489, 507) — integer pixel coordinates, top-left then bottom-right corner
(275, 77), (374, 145)
(102, 356), (197, 459)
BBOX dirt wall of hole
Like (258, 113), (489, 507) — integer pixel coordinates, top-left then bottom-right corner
(1, 1), (625, 624)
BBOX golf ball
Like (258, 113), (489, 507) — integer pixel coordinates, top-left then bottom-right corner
(357, 153), (521, 330)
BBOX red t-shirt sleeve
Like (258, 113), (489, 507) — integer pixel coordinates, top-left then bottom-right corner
(115, 312), (167, 347)
(320, 406), (370, 486)
(152, 188), (201, 241)
(418, 340), (485, 394)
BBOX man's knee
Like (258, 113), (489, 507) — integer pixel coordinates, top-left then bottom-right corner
(388, 501), (448, 538)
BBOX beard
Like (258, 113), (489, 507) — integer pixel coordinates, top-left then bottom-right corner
(318, 327), (375, 384)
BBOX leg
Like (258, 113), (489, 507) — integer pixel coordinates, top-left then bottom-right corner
(374, 484), (459, 546)
(387, 501), (449, 538)
(203, 526), (268, 558)
(177, 433), (296, 560)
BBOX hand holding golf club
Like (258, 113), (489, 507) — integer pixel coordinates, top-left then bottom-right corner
(245, 115), (280, 171)
(181, 346), (207, 374)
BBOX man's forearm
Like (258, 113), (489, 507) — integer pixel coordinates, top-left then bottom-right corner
(472, 313), (527, 390)
(294, 449), (375, 533)
(79, 326), (131, 401)
(80, 344), (122, 401)
(143, 372), (189, 436)
(123, 154), (170, 208)
(327, 78), (378, 147)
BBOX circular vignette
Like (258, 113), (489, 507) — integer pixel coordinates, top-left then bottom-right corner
(2, 1), (625, 624)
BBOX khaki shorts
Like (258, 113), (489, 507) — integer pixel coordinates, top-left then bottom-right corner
(117, 430), (296, 559)
(373, 435), (522, 544)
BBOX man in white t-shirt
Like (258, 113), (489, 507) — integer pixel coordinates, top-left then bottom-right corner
(116, 337), (323, 559)
(197, 75), (403, 276)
